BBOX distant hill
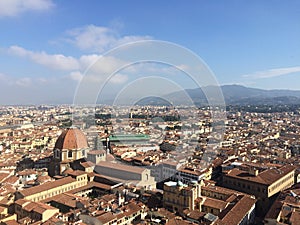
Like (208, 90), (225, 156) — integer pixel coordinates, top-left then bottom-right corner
(149, 85), (300, 106)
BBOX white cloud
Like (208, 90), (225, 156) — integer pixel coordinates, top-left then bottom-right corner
(70, 71), (128, 85)
(0, 71), (61, 90)
(8, 45), (128, 75)
(69, 71), (83, 81)
(9, 45), (80, 70)
(16, 77), (32, 87)
(0, 0), (54, 17)
(65, 24), (152, 52)
(7, 45), (131, 86)
(109, 73), (128, 84)
(243, 66), (300, 79)
(78, 54), (99, 69)
(86, 55), (127, 75)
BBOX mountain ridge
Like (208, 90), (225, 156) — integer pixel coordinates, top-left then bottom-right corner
(161, 84), (300, 105)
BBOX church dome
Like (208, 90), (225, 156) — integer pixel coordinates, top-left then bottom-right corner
(54, 127), (88, 150)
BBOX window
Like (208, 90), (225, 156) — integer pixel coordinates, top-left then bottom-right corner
(68, 150), (72, 158)
(55, 150), (60, 158)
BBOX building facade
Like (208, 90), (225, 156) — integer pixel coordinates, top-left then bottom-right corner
(222, 165), (295, 215)
(163, 181), (201, 214)
(15, 172), (88, 202)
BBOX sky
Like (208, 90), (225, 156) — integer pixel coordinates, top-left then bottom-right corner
(0, 0), (300, 105)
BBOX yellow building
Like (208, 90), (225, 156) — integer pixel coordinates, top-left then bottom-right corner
(15, 172), (88, 202)
(222, 164), (295, 215)
(163, 179), (257, 224)
(163, 181), (201, 214)
(14, 198), (59, 223)
(10, 141), (33, 151)
(0, 206), (16, 223)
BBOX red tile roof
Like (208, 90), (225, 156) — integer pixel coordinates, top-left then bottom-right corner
(18, 176), (75, 197)
(54, 127), (88, 150)
(226, 165), (295, 185)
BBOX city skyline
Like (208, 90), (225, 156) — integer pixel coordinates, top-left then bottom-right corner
(1, 0), (300, 104)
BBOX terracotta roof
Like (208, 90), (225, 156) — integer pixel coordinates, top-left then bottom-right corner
(290, 210), (300, 224)
(81, 161), (94, 168)
(48, 193), (77, 208)
(54, 127), (88, 150)
(166, 218), (196, 225)
(184, 209), (205, 220)
(226, 165), (295, 185)
(2, 220), (20, 225)
(15, 199), (28, 206)
(218, 196), (256, 225)
(15, 199), (58, 214)
(203, 198), (228, 210)
(88, 150), (106, 155)
(95, 161), (146, 174)
(3, 175), (19, 184)
(0, 173), (10, 182)
(97, 211), (115, 224)
(17, 169), (38, 176)
(19, 176), (76, 197)
(64, 169), (86, 177)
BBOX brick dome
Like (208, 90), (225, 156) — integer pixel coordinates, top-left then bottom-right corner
(54, 127), (88, 150)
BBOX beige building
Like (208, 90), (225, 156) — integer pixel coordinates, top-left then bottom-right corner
(15, 172), (88, 202)
(163, 181), (201, 214)
(0, 206), (16, 223)
(222, 164), (295, 215)
(94, 161), (156, 190)
(163, 180), (257, 225)
(14, 198), (59, 223)
(87, 150), (106, 164)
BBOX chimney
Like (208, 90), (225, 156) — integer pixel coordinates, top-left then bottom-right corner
(249, 167), (259, 176)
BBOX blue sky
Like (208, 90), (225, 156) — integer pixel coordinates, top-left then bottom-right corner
(0, 0), (300, 104)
